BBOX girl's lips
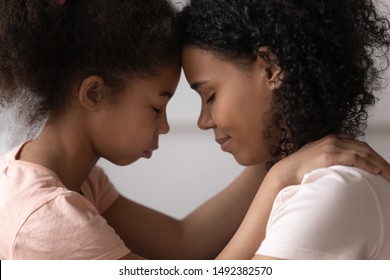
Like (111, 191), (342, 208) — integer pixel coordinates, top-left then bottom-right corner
(142, 146), (158, 159)
(216, 136), (231, 151)
(142, 151), (153, 159)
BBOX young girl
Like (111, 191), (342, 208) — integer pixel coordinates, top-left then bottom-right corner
(180, 0), (390, 259)
(0, 0), (389, 260)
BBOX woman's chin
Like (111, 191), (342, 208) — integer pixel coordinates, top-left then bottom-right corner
(233, 152), (269, 167)
(233, 154), (256, 167)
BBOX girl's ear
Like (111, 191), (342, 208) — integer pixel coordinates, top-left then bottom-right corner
(257, 47), (283, 90)
(78, 76), (107, 110)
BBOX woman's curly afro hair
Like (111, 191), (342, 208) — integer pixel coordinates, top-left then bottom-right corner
(180, 0), (390, 168)
(0, 0), (180, 123)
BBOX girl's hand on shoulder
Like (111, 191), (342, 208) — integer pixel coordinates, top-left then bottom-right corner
(270, 134), (390, 187)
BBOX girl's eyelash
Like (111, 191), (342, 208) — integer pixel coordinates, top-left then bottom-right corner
(153, 107), (162, 113)
(206, 93), (216, 104)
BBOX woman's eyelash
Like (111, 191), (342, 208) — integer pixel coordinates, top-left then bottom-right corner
(206, 93), (215, 104)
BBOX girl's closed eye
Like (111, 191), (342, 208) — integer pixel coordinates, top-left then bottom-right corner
(153, 106), (162, 113)
(206, 93), (216, 104)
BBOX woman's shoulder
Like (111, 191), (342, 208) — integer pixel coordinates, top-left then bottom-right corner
(266, 165), (390, 259)
(301, 165), (390, 192)
(288, 165), (390, 208)
(274, 165), (390, 234)
(274, 165), (390, 221)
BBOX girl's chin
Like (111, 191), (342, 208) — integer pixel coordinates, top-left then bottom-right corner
(107, 155), (140, 166)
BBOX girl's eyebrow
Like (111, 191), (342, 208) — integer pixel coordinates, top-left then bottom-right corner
(190, 80), (209, 90)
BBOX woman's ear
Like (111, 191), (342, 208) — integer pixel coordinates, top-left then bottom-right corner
(78, 76), (107, 111)
(257, 47), (283, 90)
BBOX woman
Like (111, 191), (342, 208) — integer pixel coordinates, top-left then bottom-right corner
(180, 0), (390, 259)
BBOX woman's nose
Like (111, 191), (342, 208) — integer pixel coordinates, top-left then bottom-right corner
(197, 107), (215, 130)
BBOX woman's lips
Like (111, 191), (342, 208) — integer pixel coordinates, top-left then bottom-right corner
(216, 136), (231, 151)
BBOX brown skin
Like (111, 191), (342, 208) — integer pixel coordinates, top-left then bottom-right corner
(181, 45), (290, 260)
(182, 45), (390, 260)
(17, 63), (267, 259)
(19, 65), (181, 192)
(16, 56), (390, 260)
(182, 46), (279, 166)
(109, 164), (266, 259)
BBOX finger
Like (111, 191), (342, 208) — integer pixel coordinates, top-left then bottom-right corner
(341, 150), (390, 181)
(350, 144), (390, 180)
(378, 159), (390, 181)
(326, 137), (390, 178)
(300, 135), (390, 181)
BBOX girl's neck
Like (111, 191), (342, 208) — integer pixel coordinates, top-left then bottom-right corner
(19, 117), (99, 193)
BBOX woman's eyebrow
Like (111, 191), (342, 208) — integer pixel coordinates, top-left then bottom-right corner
(190, 80), (209, 90)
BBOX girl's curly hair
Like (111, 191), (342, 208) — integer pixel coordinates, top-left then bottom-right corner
(180, 0), (390, 168)
(0, 0), (180, 123)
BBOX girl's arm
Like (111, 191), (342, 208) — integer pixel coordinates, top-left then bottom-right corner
(216, 160), (290, 259)
(103, 164), (266, 260)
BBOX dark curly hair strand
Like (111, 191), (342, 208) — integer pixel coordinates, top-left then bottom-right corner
(179, 0), (390, 168)
(0, 0), (180, 123)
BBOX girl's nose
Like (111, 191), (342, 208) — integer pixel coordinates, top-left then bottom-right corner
(157, 110), (170, 135)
